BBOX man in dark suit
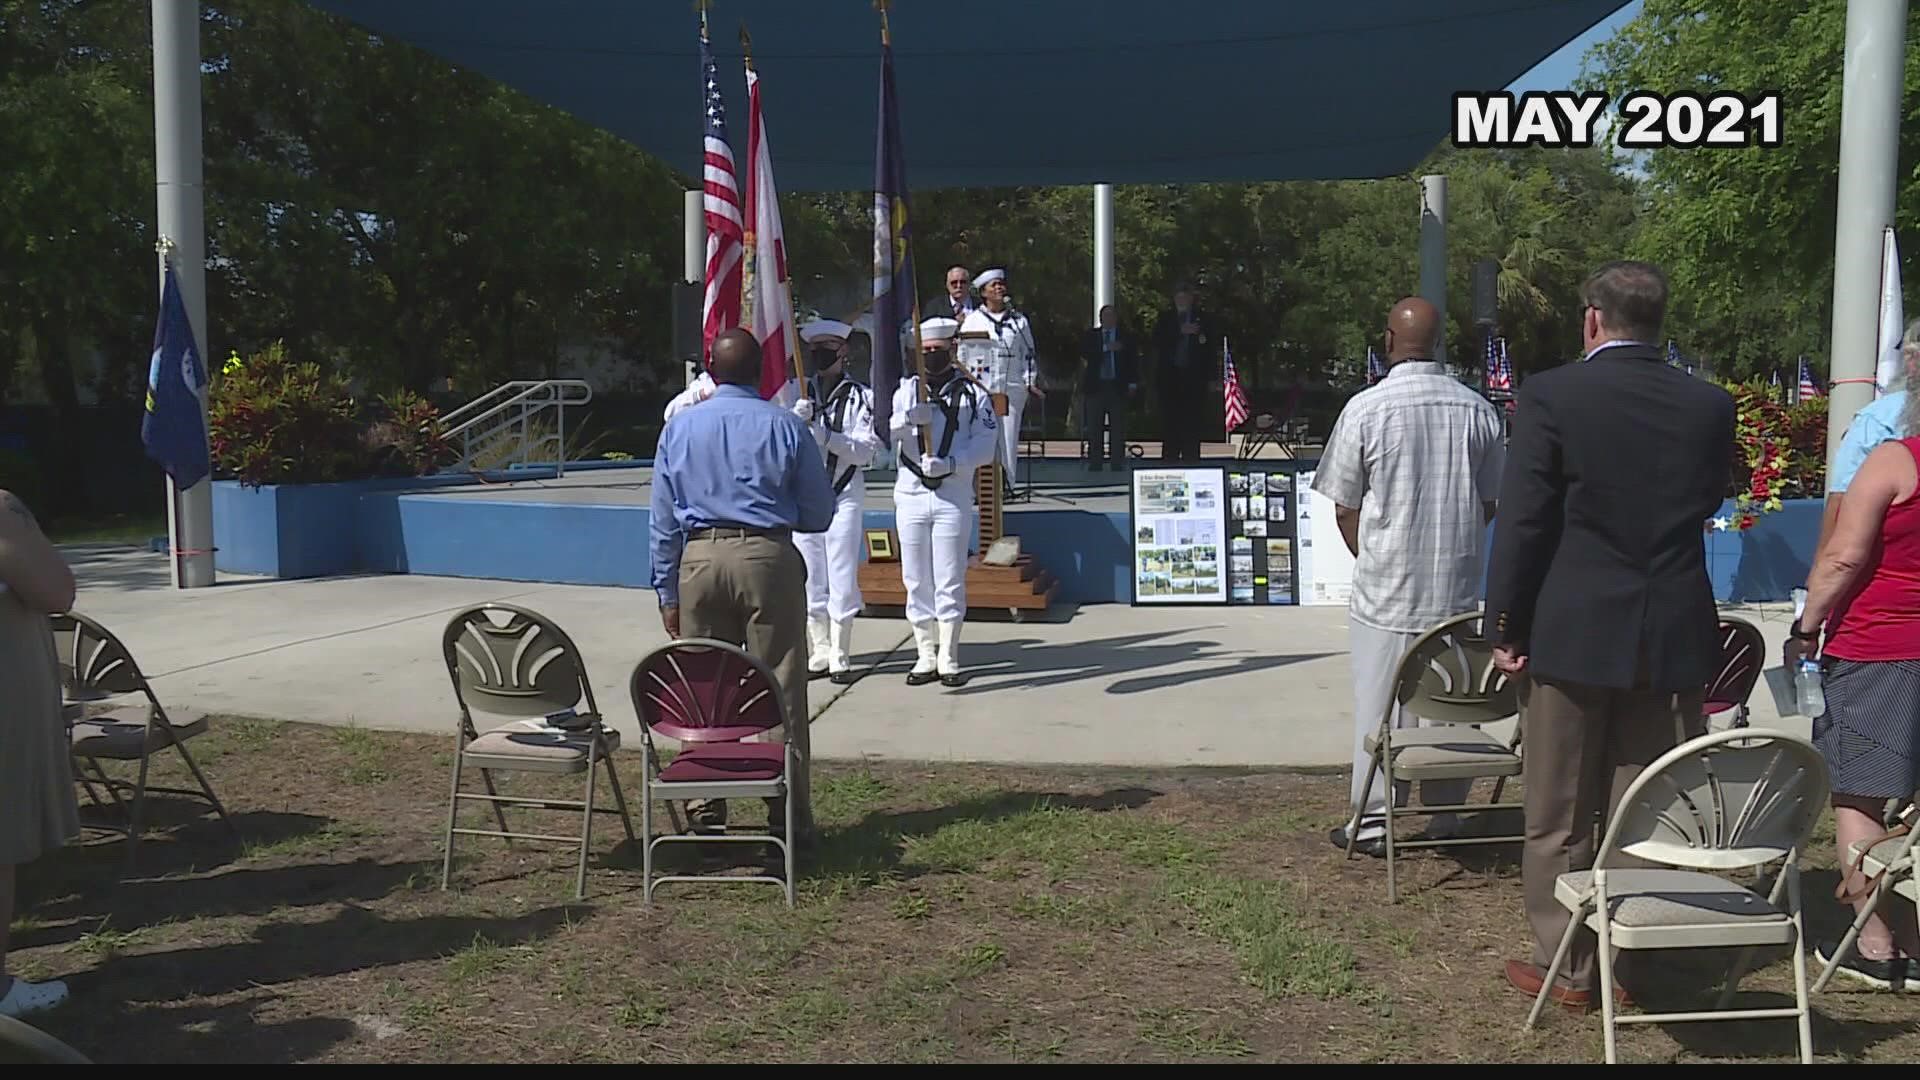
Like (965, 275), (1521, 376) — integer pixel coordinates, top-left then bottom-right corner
(1078, 304), (1139, 470)
(1483, 260), (1735, 1009)
(1151, 282), (1218, 462)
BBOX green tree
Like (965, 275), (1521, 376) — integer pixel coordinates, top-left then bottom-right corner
(1580, 0), (1920, 378)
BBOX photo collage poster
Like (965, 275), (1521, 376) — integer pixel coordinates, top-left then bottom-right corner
(1130, 468), (1228, 605)
(1226, 467), (1297, 605)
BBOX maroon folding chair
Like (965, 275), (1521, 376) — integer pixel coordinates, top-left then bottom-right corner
(629, 638), (795, 907)
(1703, 616), (1765, 731)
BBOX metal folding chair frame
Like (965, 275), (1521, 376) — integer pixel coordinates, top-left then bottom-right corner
(1345, 610), (1526, 902)
(1523, 728), (1828, 1064)
(629, 638), (797, 908)
(52, 611), (235, 877)
(438, 603), (636, 901)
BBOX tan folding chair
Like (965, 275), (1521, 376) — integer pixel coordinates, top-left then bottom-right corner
(1344, 610), (1525, 902)
(51, 611), (235, 875)
(1812, 802), (1919, 994)
(1524, 728), (1828, 1064)
(439, 603), (635, 900)
(0, 1014), (91, 1064)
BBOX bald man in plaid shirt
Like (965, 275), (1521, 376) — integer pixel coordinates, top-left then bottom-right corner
(1314, 297), (1506, 856)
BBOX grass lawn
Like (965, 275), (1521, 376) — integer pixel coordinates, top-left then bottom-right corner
(9, 718), (1918, 1064)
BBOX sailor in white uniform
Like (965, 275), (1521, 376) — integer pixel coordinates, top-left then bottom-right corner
(663, 362), (801, 422)
(790, 319), (878, 684)
(891, 317), (999, 686)
(958, 267), (1040, 488)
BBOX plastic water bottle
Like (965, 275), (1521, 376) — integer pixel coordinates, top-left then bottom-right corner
(1795, 659), (1826, 718)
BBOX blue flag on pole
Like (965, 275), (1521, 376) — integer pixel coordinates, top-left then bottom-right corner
(142, 263), (211, 488)
(870, 36), (916, 448)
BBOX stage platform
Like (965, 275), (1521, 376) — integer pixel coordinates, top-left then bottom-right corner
(213, 455), (1314, 607)
(422, 460), (1145, 515)
(413, 459), (1320, 607)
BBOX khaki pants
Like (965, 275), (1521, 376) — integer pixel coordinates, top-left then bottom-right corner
(677, 533), (813, 836)
(1521, 670), (1704, 991)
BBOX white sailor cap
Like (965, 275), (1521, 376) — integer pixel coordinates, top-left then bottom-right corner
(972, 267), (1006, 289)
(799, 318), (853, 344)
(918, 316), (960, 344)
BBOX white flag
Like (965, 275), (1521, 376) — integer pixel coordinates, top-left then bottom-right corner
(1876, 225), (1904, 395)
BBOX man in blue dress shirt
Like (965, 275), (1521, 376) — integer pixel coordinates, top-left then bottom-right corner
(650, 328), (836, 840)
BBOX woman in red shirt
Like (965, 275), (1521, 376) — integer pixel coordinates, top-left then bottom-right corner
(1788, 414), (1920, 991)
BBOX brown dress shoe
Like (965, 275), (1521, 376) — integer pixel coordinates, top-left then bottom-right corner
(1505, 959), (1633, 1011)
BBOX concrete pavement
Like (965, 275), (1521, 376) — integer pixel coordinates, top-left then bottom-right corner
(63, 543), (1808, 769)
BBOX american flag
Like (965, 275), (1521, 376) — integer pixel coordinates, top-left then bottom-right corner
(699, 30), (743, 367)
(1223, 338), (1250, 432)
(1486, 335), (1513, 396)
(1798, 356), (1821, 400)
(1365, 345), (1386, 386)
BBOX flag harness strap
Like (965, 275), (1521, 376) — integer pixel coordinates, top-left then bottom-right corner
(898, 378), (973, 490)
(817, 377), (866, 495)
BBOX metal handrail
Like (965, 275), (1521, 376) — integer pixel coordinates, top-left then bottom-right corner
(443, 379), (594, 478)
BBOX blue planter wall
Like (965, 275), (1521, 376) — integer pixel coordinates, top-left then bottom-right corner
(214, 469), (1826, 606)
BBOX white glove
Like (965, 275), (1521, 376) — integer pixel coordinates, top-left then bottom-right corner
(921, 456), (953, 479)
(905, 402), (934, 426)
(792, 399), (816, 423)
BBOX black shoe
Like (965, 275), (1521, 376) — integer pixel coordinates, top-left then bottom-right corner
(829, 669), (857, 685)
(1817, 938), (1915, 991)
(940, 671), (966, 688)
(906, 668), (939, 686)
(1329, 825), (1386, 859)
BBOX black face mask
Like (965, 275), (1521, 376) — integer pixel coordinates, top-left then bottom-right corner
(922, 349), (954, 380)
(808, 345), (840, 377)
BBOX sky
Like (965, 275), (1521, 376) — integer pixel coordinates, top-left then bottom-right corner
(1503, 0), (1644, 95)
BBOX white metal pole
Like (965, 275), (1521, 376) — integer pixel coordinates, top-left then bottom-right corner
(683, 189), (704, 284)
(1826, 0), (1909, 474)
(684, 189), (704, 388)
(153, 0), (214, 589)
(1419, 174), (1448, 368)
(1093, 183), (1115, 324)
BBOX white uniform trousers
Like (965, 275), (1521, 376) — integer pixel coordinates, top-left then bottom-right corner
(896, 486), (971, 625)
(796, 482), (865, 623)
(995, 385), (1028, 476)
(1346, 614), (1468, 843)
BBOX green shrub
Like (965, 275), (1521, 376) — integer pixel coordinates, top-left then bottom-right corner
(209, 342), (365, 488)
(361, 389), (455, 478)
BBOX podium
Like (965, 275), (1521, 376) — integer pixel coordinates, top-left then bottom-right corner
(857, 459), (1061, 620)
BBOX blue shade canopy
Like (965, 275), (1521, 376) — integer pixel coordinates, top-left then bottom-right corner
(305, 0), (1628, 191)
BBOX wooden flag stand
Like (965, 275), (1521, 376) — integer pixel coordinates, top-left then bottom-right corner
(858, 426), (1061, 621)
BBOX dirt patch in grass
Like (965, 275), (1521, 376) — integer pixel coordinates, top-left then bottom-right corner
(8, 719), (1918, 1063)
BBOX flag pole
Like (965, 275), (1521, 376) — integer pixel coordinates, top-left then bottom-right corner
(877, 0), (931, 458)
(740, 24), (808, 400)
(157, 240), (185, 590)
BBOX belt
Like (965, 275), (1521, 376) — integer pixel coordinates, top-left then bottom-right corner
(688, 524), (790, 541)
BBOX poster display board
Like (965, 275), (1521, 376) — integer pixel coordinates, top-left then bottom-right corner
(1129, 468), (1227, 605)
(1224, 467), (1298, 605)
(1295, 468), (1355, 607)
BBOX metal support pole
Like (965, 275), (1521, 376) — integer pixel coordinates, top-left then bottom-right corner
(1826, 0), (1909, 474)
(153, 0), (214, 589)
(684, 189), (704, 388)
(1419, 174), (1448, 368)
(1093, 183), (1115, 324)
